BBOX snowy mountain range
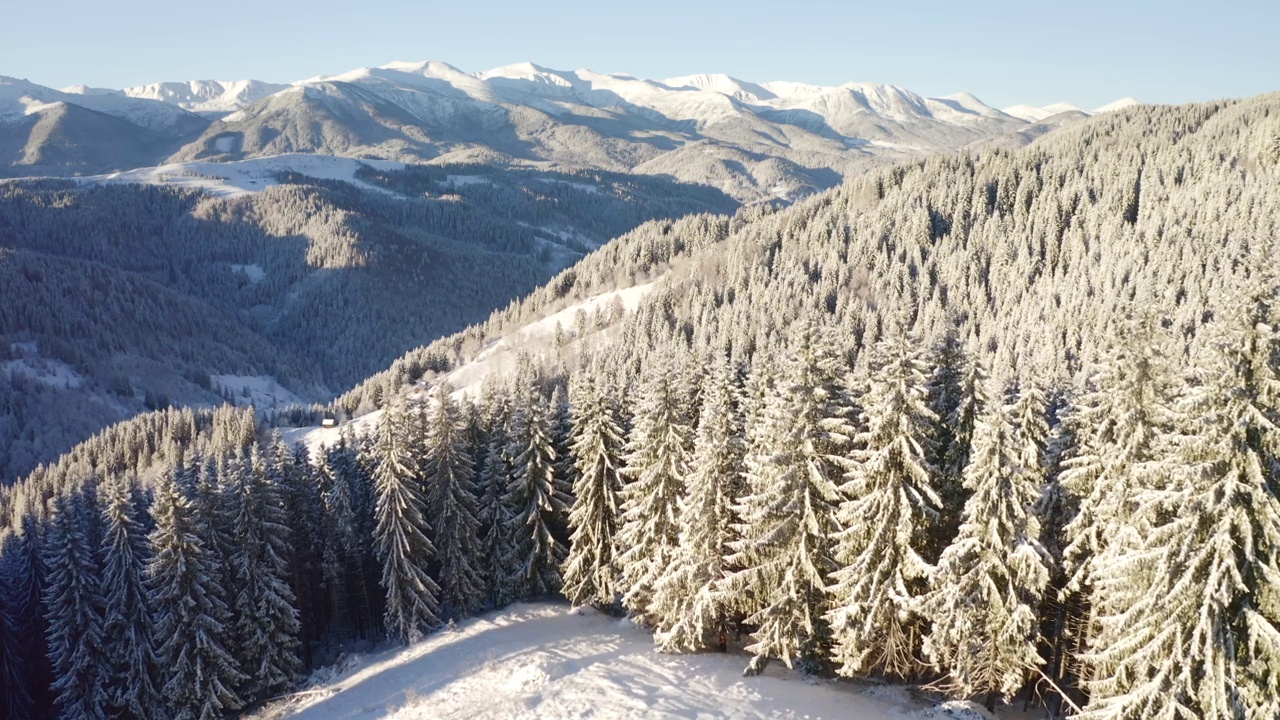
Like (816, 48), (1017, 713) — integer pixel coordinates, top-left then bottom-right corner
(1, 63), (1140, 201)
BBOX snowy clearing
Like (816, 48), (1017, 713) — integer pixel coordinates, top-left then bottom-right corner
(2, 357), (85, 390)
(212, 374), (304, 409)
(230, 263), (266, 282)
(266, 602), (1010, 720)
(77, 154), (406, 198)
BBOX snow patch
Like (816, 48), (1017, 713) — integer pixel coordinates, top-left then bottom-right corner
(229, 263), (266, 283)
(77, 154), (406, 198)
(2, 357), (85, 390)
(212, 374), (304, 409)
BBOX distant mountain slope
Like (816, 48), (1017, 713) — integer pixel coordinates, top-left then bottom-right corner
(171, 62), (1032, 201)
(2, 64), (1138, 200)
(0, 75), (210, 176)
(0, 164), (734, 482)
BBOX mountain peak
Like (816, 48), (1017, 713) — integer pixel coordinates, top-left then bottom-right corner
(1095, 97), (1142, 113)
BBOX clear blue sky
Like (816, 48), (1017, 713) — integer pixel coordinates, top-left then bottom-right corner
(2, 0), (1277, 110)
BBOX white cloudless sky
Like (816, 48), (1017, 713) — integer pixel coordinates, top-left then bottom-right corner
(1, 0), (1277, 109)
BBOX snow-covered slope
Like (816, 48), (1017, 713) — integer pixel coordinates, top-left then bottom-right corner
(263, 602), (1009, 720)
(1, 76), (206, 132)
(282, 279), (658, 456)
(171, 61), (1046, 201)
(1002, 98), (1142, 122)
(77, 153), (405, 198)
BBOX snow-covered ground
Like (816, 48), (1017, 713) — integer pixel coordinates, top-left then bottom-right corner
(212, 374), (305, 409)
(77, 154), (406, 198)
(282, 280), (658, 457)
(262, 602), (1016, 720)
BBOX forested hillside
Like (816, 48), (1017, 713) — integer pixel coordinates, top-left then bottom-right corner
(3, 93), (1280, 720)
(0, 165), (735, 481)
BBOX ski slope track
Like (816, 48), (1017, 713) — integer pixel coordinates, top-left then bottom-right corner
(263, 602), (1025, 720)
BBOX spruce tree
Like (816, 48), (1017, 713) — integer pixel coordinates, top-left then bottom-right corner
(0, 530), (36, 720)
(721, 325), (852, 674)
(225, 449), (302, 701)
(42, 494), (110, 720)
(476, 389), (517, 608)
(616, 356), (694, 624)
(1079, 292), (1280, 720)
(653, 354), (746, 652)
(99, 474), (162, 718)
(502, 364), (571, 600)
(148, 466), (245, 720)
(922, 391), (1050, 707)
(422, 384), (485, 617)
(372, 403), (441, 643)
(1060, 314), (1179, 676)
(561, 372), (626, 608)
(828, 330), (941, 680)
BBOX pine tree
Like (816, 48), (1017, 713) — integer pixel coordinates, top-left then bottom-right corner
(225, 449), (301, 701)
(502, 364), (571, 600)
(0, 530), (36, 720)
(42, 493), (110, 720)
(148, 467), (245, 720)
(561, 372), (626, 608)
(922, 391), (1051, 707)
(99, 474), (162, 718)
(275, 437), (326, 669)
(422, 384), (485, 617)
(1059, 314), (1179, 678)
(653, 354), (746, 652)
(1079, 291), (1280, 720)
(828, 330), (941, 680)
(616, 356), (693, 624)
(722, 325), (853, 674)
(373, 403), (441, 643)
(476, 389), (517, 608)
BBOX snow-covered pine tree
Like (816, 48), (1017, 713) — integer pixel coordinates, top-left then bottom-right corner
(275, 436), (326, 668)
(0, 515), (52, 718)
(561, 370), (626, 608)
(653, 353), (746, 652)
(721, 323), (853, 675)
(616, 353), (694, 624)
(1059, 313), (1179, 678)
(148, 466), (245, 720)
(0, 530), (36, 720)
(502, 361), (571, 600)
(99, 474), (162, 718)
(827, 329), (941, 680)
(1010, 380), (1050, 491)
(422, 384), (484, 617)
(373, 402), (441, 643)
(925, 333), (985, 560)
(922, 388), (1050, 708)
(42, 493), (110, 720)
(476, 386), (517, 608)
(1079, 288), (1280, 720)
(225, 448), (301, 701)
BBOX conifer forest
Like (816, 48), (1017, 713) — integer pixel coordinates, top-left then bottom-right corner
(3, 50), (1280, 720)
